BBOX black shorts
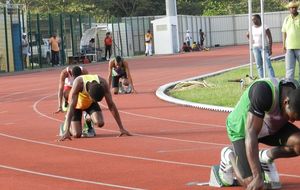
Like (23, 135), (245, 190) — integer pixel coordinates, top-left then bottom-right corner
(112, 75), (127, 88)
(232, 122), (300, 179)
(72, 102), (101, 121)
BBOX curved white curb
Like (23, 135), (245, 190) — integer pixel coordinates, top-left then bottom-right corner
(156, 55), (284, 112)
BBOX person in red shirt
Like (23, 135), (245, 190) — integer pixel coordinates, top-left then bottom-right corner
(104, 32), (113, 61)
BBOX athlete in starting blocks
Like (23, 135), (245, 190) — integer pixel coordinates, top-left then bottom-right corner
(212, 78), (300, 189)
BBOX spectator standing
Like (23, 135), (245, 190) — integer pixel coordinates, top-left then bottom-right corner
(199, 29), (205, 49)
(21, 33), (29, 69)
(247, 14), (275, 78)
(49, 34), (60, 67)
(104, 32), (112, 61)
(185, 30), (192, 47)
(144, 30), (153, 56)
(282, 0), (300, 80)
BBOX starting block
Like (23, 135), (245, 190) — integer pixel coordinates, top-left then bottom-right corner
(264, 182), (282, 190)
(209, 165), (239, 188)
(209, 165), (224, 187)
(208, 165), (281, 189)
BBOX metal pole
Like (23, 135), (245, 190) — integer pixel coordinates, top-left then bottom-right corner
(4, 7), (10, 72)
(130, 17), (135, 56)
(111, 17), (116, 56)
(36, 14), (42, 68)
(124, 18), (129, 57)
(70, 14), (75, 56)
(28, 11), (33, 69)
(60, 13), (65, 65)
(248, 0), (253, 78)
(117, 18), (123, 56)
(18, 8), (23, 70)
(136, 17), (141, 53)
(79, 14), (82, 39)
(260, 0), (266, 78)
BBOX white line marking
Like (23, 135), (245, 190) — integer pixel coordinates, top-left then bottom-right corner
(157, 147), (219, 153)
(33, 94), (228, 147)
(280, 173), (300, 178)
(0, 132), (211, 168)
(29, 90), (300, 179)
(4, 123), (15, 125)
(0, 164), (145, 190)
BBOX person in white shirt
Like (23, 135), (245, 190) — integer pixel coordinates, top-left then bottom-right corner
(247, 14), (275, 78)
(21, 33), (29, 68)
(185, 30), (192, 47)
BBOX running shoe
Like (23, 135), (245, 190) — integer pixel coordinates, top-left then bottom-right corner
(82, 120), (96, 137)
(259, 150), (281, 189)
(218, 146), (234, 186)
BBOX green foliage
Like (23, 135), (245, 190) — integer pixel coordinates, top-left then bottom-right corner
(1, 0), (289, 18)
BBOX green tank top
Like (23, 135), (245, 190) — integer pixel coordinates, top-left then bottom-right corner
(226, 79), (276, 142)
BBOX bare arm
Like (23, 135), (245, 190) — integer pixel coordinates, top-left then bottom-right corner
(123, 61), (136, 93)
(282, 32), (287, 52)
(59, 78), (82, 141)
(246, 32), (249, 39)
(107, 60), (113, 89)
(56, 69), (67, 113)
(245, 112), (264, 190)
(266, 28), (273, 55)
(101, 77), (131, 136)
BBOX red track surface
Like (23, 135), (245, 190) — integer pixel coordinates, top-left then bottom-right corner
(0, 44), (299, 190)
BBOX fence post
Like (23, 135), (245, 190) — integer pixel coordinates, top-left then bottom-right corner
(36, 14), (42, 68)
(117, 18), (123, 56)
(60, 13), (65, 65)
(28, 11), (33, 69)
(4, 7), (10, 72)
(70, 14), (75, 56)
(130, 17), (135, 56)
(18, 8), (23, 70)
(136, 17), (141, 53)
(124, 18), (129, 57)
(79, 14), (82, 39)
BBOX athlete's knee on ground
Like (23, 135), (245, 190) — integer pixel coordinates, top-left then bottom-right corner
(71, 131), (82, 138)
(292, 138), (300, 155)
(94, 121), (104, 128)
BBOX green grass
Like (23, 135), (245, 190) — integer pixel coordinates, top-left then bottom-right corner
(168, 60), (299, 107)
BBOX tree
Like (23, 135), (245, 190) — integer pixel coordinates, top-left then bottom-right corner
(0, 0), (288, 17)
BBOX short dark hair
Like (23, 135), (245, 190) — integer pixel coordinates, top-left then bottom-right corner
(72, 66), (82, 78)
(116, 56), (122, 63)
(287, 88), (300, 114)
(252, 14), (261, 23)
(88, 82), (105, 102)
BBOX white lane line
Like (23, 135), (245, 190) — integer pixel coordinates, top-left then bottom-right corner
(280, 173), (300, 178)
(0, 132), (211, 168)
(32, 94), (227, 147)
(4, 123), (15, 125)
(157, 147), (219, 153)
(33, 94), (226, 129)
(0, 164), (145, 190)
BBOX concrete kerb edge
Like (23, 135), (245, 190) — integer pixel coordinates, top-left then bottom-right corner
(155, 55), (284, 113)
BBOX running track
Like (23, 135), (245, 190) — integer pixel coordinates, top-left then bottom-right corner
(1, 44), (299, 190)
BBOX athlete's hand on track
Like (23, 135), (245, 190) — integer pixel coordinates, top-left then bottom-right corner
(54, 107), (63, 114)
(118, 129), (132, 137)
(58, 131), (72, 141)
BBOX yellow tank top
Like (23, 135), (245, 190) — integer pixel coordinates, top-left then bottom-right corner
(76, 75), (100, 110)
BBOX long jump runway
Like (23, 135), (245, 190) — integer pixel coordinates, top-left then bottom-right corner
(0, 45), (299, 190)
